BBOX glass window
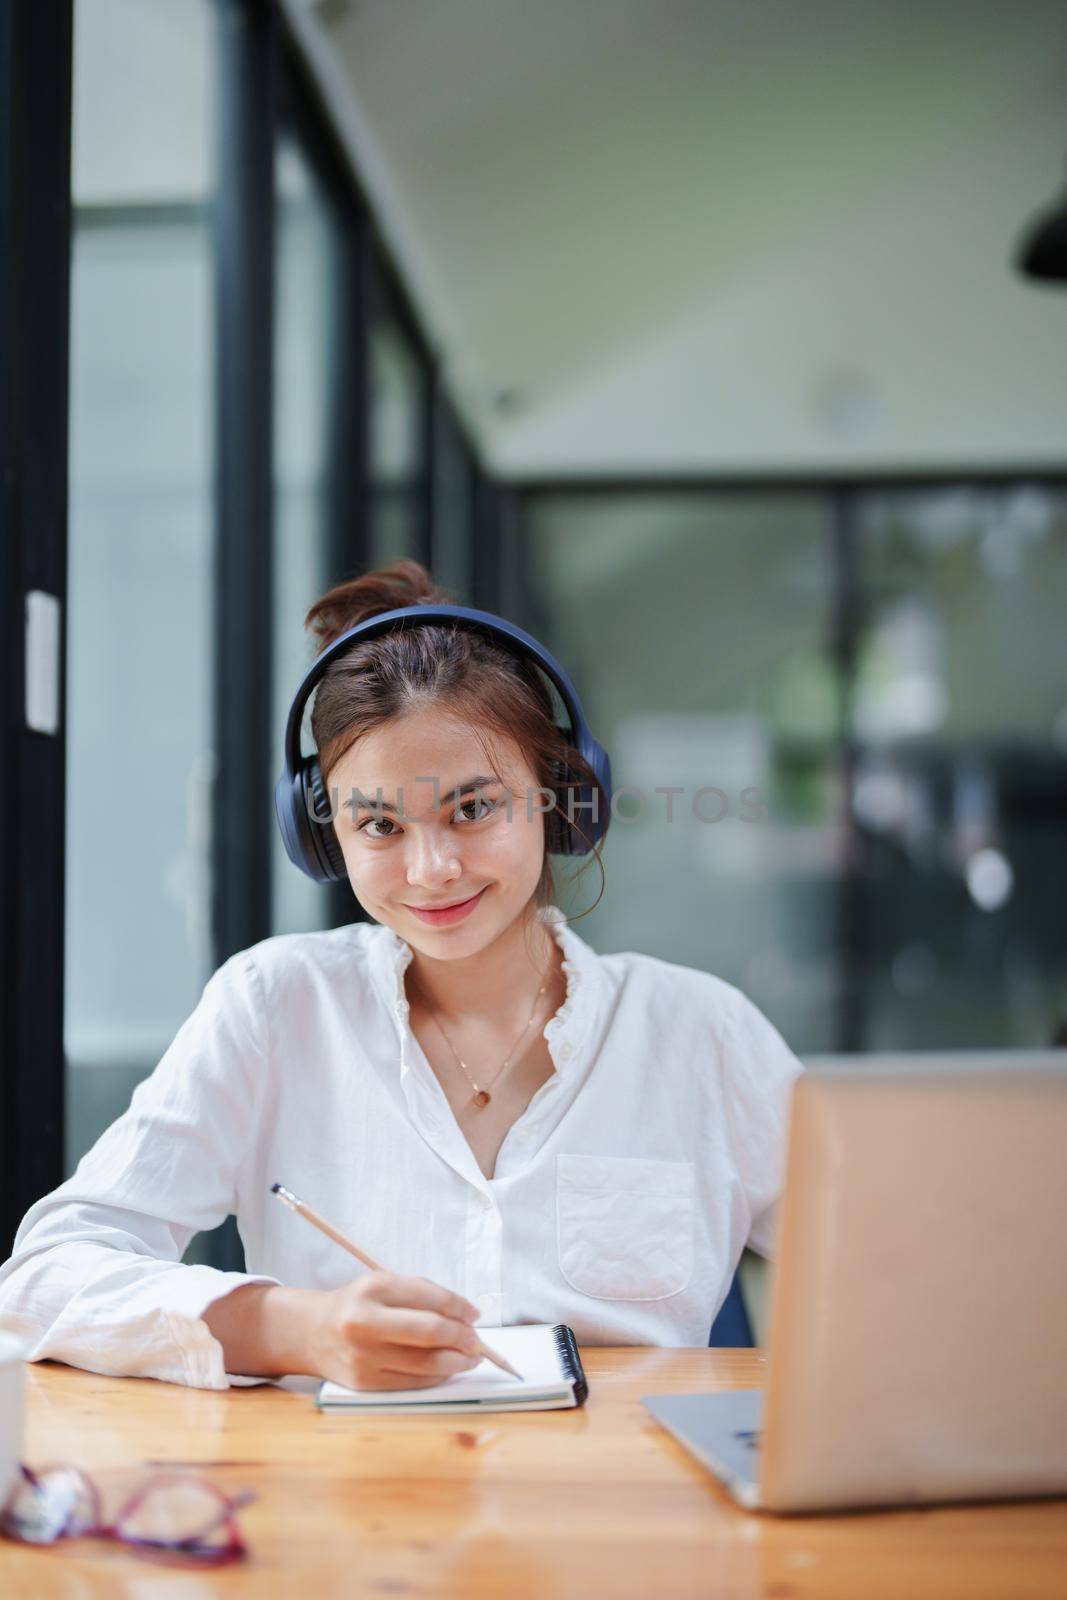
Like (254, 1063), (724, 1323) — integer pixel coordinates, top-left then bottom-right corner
(851, 486), (1067, 1049)
(271, 132), (339, 935)
(523, 492), (845, 1054)
(432, 395), (475, 601)
(368, 269), (429, 565)
(66, 0), (214, 1168)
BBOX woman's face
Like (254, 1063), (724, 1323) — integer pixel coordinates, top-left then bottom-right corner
(326, 706), (547, 958)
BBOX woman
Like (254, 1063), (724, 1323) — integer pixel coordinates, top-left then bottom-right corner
(0, 560), (802, 1391)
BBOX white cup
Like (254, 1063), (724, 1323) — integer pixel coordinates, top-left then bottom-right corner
(0, 1331), (27, 1509)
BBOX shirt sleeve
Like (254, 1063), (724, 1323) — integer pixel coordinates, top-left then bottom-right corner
(0, 950), (282, 1390)
(719, 984), (805, 1260)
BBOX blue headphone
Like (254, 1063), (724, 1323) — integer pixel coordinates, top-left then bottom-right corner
(275, 603), (613, 885)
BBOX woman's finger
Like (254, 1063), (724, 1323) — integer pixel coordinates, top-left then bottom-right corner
(370, 1371), (456, 1391)
(366, 1273), (479, 1324)
(376, 1344), (483, 1380)
(365, 1303), (481, 1354)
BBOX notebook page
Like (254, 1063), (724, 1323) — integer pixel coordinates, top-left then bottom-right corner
(318, 1324), (571, 1406)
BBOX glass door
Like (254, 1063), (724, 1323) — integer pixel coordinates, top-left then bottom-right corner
(65, 0), (217, 1169)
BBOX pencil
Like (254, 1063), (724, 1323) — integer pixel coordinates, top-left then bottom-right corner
(270, 1182), (522, 1381)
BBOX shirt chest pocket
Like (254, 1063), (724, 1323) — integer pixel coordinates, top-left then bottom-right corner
(555, 1153), (695, 1301)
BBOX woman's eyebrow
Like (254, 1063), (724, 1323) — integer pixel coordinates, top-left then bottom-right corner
(350, 775), (502, 815)
(442, 773), (501, 801)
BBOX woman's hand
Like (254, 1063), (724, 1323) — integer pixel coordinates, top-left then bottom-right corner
(202, 1275), (483, 1389)
(308, 1272), (483, 1390)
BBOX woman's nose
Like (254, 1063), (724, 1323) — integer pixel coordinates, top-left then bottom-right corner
(405, 829), (462, 887)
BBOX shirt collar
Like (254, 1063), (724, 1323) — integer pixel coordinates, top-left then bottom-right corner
(365, 904), (598, 1067)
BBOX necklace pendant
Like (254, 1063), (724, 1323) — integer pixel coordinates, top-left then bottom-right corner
(473, 1089), (491, 1108)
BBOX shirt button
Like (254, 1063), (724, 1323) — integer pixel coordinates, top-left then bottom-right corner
(479, 1192), (495, 1211)
(559, 1042), (573, 1061)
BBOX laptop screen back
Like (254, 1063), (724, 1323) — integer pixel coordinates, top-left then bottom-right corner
(760, 1052), (1067, 1512)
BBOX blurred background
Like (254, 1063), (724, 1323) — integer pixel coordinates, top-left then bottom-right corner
(3, 0), (1067, 1286)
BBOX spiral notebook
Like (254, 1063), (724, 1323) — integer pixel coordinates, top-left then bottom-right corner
(316, 1324), (588, 1413)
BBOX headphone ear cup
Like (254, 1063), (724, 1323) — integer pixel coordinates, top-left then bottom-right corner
(546, 755), (606, 856)
(303, 759), (349, 883)
(545, 757), (568, 856)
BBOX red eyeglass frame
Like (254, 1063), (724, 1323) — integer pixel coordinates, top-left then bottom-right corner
(2, 1461), (256, 1566)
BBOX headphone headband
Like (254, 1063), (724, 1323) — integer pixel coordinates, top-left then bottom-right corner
(284, 605), (592, 774)
(275, 602), (612, 884)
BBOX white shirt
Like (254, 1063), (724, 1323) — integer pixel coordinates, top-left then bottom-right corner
(0, 907), (803, 1389)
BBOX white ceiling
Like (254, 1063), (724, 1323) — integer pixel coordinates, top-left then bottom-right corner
(292, 0), (1067, 477)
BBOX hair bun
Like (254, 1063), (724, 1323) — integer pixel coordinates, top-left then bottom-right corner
(304, 559), (451, 654)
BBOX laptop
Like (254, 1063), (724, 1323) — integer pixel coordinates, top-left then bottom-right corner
(642, 1052), (1067, 1513)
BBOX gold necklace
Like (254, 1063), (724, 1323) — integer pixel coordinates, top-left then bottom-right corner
(419, 975), (549, 1109)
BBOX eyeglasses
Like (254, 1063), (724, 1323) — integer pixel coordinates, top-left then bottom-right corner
(1, 1462), (256, 1566)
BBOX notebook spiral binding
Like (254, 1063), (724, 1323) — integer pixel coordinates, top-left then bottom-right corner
(553, 1324), (589, 1407)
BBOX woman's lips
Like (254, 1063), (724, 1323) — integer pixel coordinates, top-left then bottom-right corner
(405, 887), (488, 927)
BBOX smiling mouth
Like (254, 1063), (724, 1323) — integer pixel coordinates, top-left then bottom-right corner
(407, 889), (485, 911)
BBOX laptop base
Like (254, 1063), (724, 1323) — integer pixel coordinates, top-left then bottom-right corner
(642, 1390), (764, 1509)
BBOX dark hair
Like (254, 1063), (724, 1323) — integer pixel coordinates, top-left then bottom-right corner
(303, 559), (605, 919)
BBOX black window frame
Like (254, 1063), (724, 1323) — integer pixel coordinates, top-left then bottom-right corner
(0, 0), (74, 1254)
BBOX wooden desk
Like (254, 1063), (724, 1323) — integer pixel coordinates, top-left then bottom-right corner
(8, 1350), (1067, 1598)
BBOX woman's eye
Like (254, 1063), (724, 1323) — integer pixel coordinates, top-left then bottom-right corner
(358, 796), (499, 835)
(456, 795), (498, 823)
(360, 815), (397, 838)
